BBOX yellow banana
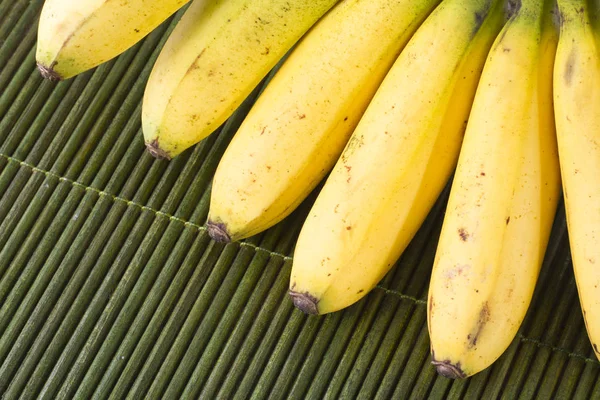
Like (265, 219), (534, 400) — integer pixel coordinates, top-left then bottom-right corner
(289, 0), (505, 315)
(36, 0), (190, 81)
(206, 0), (441, 243)
(427, 0), (560, 379)
(553, 0), (600, 359)
(141, 0), (340, 159)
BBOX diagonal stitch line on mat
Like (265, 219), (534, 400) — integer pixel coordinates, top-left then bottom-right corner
(374, 286), (426, 305)
(2, 152), (598, 367)
(518, 335), (600, 366)
(0, 152), (294, 259)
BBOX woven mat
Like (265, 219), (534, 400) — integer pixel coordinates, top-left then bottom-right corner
(0, 1), (598, 398)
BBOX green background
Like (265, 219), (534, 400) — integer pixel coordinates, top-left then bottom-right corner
(0, 1), (598, 398)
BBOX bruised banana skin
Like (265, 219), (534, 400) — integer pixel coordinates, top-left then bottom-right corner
(554, 0), (600, 359)
(36, 0), (190, 81)
(206, 0), (442, 243)
(288, 0), (505, 315)
(142, 0), (340, 159)
(427, 0), (560, 379)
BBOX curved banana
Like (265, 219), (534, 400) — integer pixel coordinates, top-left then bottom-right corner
(553, 0), (600, 359)
(288, 0), (505, 315)
(36, 0), (190, 81)
(206, 0), (442, 243)
(427, 0), (560, 379)
(141, 0), (340, 159)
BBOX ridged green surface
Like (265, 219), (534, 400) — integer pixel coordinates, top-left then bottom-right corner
(0, 1), (599, 398)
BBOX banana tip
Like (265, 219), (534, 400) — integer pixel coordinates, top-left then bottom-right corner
(431, 359), (467, 379)
(36, 62), (62, 82)
(145, 139), (172, 160)
(207, 221), (231, 243)
(289, 290), (319, 315)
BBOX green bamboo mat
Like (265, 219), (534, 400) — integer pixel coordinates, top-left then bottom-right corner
(0, 2), (599, 399)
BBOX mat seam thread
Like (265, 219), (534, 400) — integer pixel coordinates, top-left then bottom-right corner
(0, 153), (293, 260)
(518, 335), (600, 365)
(2, 152), (597, 366)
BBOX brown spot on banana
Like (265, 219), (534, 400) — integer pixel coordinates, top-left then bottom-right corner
(467, 302), (490, 348)
(551, 1), (560, 30)
(428, 295), (434, 328)
(474, 11), (485, 27)
(458, 228), (469, 241)
(186, 48), (207, 74)
(470, 0), (495, 39)
(564, 47), (576, 86)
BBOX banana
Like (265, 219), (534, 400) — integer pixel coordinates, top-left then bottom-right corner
(206, 0), (442, 243)
(590, 0), (600, 36)
(427, 0), (560, 379)
(36, 0), (190, 81)
(141, 0), (340, 160)
(553, 0), (600, 359)
(288, 0), (506, 315)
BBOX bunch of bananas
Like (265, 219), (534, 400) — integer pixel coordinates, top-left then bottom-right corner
(36, 0), (600, 379)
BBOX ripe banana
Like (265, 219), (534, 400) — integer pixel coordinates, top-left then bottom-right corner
(288, 0), (505, 315)
(36, 0), (190, 81)
(427, 0), (560, 379)
(206, 0), (442, 243)
(553, 0), (600, 359)
(141, 0), (340, 160)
